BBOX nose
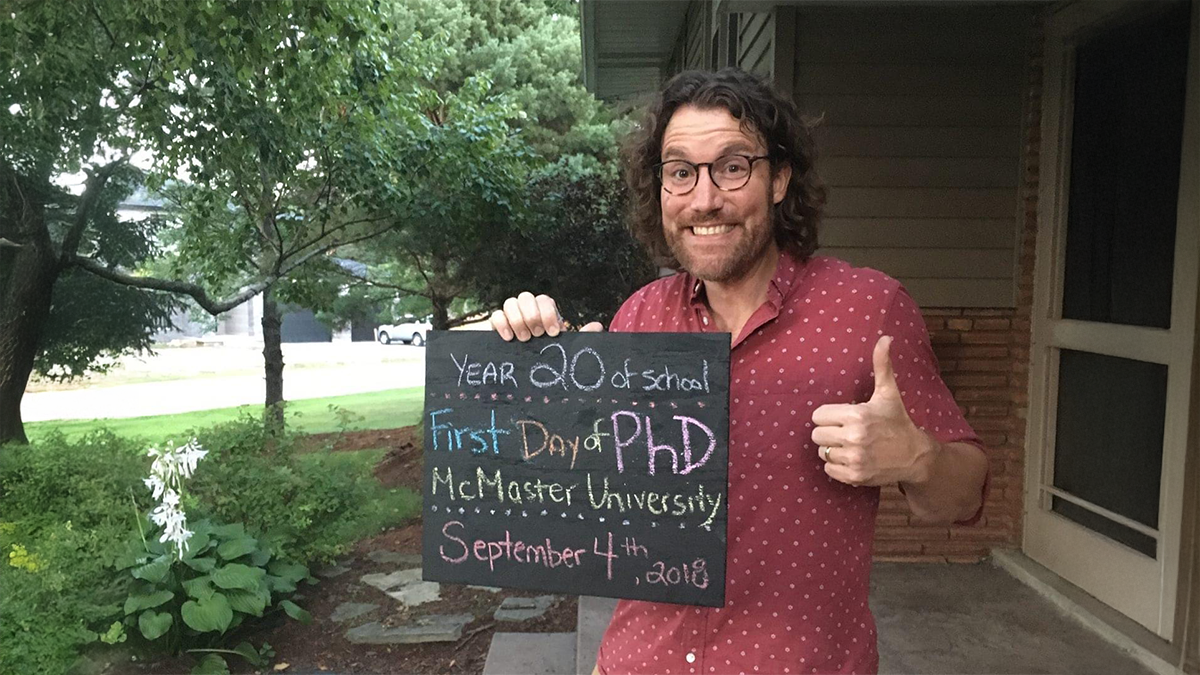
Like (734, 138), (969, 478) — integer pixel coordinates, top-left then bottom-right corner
(687, 166), (723, 213)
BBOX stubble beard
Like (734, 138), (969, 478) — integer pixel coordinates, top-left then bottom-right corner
(665, 200), (776, 284)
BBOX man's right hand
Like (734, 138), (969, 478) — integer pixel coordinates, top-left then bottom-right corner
(489, 291), (603, 341)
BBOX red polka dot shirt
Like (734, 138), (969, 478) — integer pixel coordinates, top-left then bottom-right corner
(595, 252), (987, 675)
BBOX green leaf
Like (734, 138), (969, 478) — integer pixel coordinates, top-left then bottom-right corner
(248, 545), (271, 567)
(216, 537), (258, 560)
(183, 555), (216, 573)
(124, 589), (174, 615)
(183, 531), (211, 558)
(181, 593), (234, 633)
(99, 621), (127, 645)
(267, 560), (308, 583)
(225, 587), (270, 617)
(191, 653), (230, 675)
(138, 610), (173, 641)
(114, 546), (151, 571)
(209, 523), (245, 539)
(264, 574), (296, 594)
(279, 599), (312, 624)
(131, 555), (173, 583)
(231, 641), (267, 667)
(183, 576), (216, 601)
(211, 563), (265, 590)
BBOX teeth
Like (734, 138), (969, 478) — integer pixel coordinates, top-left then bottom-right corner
(692, 224), (734, 236)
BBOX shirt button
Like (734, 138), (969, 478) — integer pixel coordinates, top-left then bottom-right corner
(702, 316), (709, 325)
(686, 653), (696, 663)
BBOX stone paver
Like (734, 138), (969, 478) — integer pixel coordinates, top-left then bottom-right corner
(483, 632), (576, 675)
(345, 614), (474, 645)
(385, 581), (441, 607)
(360, 568), (423, 591)
(330, 602), (380, 624)
(495, 595), (557, 621)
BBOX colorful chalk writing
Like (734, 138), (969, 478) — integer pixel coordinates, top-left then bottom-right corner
(421, 331), (730, 607)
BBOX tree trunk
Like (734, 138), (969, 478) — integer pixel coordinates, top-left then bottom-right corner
(430, 297), (451, 331)
(0, 188), (59, 446)
(260, 285), (285, 433)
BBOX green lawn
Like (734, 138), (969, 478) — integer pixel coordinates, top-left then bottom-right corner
(27, 387), (426, 444)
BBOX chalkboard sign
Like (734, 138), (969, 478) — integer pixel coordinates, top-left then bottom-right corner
(421, 330), (730, 607)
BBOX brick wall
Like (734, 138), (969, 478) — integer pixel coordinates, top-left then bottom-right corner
(872, 9), (1045, 563)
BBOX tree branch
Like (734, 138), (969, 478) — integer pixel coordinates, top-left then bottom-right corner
(445, 311), (490, 329)
(70, 255), (270, 315)
(406, 247), (432, 288)
(87, 0), (116, 48)
(281, 214), (391, 264)
(69, 219), (391, 317)
(59, 158), (126, 265)
(329, 266), (426, 296)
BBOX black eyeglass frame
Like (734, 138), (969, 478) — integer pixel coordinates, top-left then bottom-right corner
(653, 154), (772, 195)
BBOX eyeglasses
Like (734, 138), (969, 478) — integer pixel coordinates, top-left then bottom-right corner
(654, 154), (771, 195)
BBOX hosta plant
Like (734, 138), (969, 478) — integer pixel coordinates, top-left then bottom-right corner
(114, 439), (313, 674)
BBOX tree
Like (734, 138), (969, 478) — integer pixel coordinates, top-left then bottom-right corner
(0, 0), (414, 443)
(334, 74), (534, 330)
(387, 0), (623, 164)
(471, 165), (657, 327)
(336, 0), (636, 327)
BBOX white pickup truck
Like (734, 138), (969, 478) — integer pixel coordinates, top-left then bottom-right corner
(375, 317), (432, 346)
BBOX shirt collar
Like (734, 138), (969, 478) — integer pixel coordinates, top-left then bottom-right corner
(685, 250), (809, 309)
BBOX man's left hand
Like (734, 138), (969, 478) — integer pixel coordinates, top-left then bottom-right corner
(811, 335), (936, 487)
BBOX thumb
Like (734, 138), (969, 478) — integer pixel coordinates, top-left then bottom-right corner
(869, 335), (901, 403)
(579, 321), (605, 332)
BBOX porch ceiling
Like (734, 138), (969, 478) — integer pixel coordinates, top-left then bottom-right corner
(580, 1), (1055, 103)
(581, 0), (689, 101)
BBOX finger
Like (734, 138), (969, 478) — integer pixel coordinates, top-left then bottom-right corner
(517, 292), (544, 337)
(489, 310), (514, 341)
(535, 294), (563, 337)
(810, 426), (850, 449)
(870, 335), (901, 402)
(503, 296), (533, 341)
(817, 444), (840, 465)
(579, 321), (604, 332)
(823, 461), (857, 485)
(811, 402), (862, 427)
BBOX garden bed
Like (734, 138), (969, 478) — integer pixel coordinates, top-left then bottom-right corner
(131, 426), (578, 675)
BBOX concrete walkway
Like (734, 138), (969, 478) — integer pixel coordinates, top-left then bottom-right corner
(871, 561), (1158, 675)
(563, 559), (1160, 675)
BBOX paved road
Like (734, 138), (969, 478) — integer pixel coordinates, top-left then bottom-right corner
(22, 341), (428, 422)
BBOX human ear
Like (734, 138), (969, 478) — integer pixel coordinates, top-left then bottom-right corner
(771, 163), (792, 204)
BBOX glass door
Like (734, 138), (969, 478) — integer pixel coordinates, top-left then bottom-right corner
(1025, 0), (1198, 638)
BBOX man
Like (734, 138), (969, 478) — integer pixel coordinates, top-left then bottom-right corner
(490, 68), (988, 675)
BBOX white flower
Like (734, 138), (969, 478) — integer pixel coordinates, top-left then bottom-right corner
(143, 438), (208, 560)
(143, 475), (166, 501)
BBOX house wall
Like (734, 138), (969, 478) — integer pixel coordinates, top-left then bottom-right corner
(217, 295), (259, 337)
(791, 5), (1028, 309)
(735, 12), (773, 78)
(779, 5), (1041, 561)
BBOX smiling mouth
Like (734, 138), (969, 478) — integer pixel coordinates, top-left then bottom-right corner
(689, 224), (735, 236)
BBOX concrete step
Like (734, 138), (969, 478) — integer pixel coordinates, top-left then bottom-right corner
(483, 632), (577, 675)
(575, 597), (618, 675)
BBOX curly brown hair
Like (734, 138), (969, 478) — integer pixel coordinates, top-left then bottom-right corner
(621, 68), (826, 268)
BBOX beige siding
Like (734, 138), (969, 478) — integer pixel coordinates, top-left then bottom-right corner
(735, 12), (773, 77)
(684, 1), (706, 70)
(793, 6), (1030, 308)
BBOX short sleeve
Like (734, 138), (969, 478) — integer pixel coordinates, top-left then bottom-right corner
(608, 296), (637, 333)
(884, 284), (989, 526)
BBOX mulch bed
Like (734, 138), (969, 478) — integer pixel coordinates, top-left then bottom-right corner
(130, 427), (578, 675)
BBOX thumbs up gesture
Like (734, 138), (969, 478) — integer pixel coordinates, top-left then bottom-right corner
(811, 335), (935, 487)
